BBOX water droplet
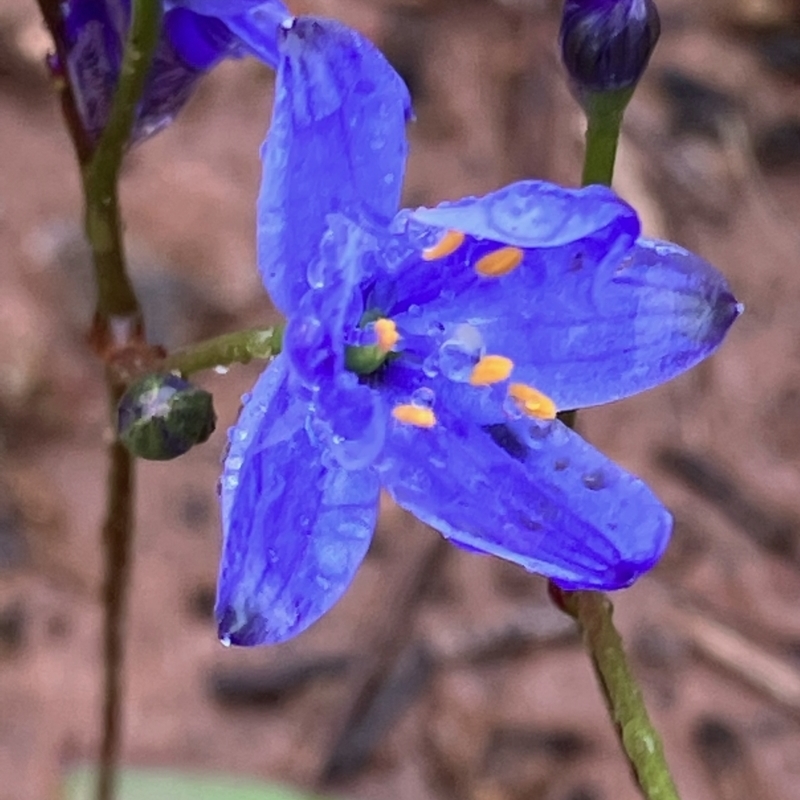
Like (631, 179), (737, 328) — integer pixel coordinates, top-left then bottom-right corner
(240, 392), (252, 405)
(408, 304), (422, 318)
(411, 387), (435, 408)
(503, 394), (523, 420)
(438, 324), (484, 382)
(214, 365), (229, 375)
(582, 469), (607, 490)
(422, 354), (440, 378)
(307, 256), (325, 288)
(554, 458), (570, 472)
(266, 548), (278, 564)
(227, 456), (244, 472)
(220, 635), (231, 648)
(316, 575), (332, 590)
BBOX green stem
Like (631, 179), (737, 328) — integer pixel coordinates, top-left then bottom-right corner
(34, 2), (163, 799)
(557, 589), (680, 800)
(580, 89), (632, 187)
(554, 85), (682, 800)
(82, 0), (163, 321)
(97, 432), (136, 800)
(162, 326), (284, 377)
(86, 2), (161, 795)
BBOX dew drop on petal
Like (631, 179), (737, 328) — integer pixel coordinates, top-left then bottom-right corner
(220, 635), (231, 648)
(438, 323), (484, 382)
(582, 468), (607, 490)
(214, 365), (229, 375)
(411, 387), (436, 408)
(422, 354), (440, 378)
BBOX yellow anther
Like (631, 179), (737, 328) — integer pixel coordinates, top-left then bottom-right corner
(422, 230), (466, 261)
(508, 383), (557, 420)
(475, 246), (524, 278)
(374, 318), (400, 353)
(392, 404), (437, 428)
(470, 355), (514, 386)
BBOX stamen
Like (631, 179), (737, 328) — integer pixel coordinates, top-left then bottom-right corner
(508, 383), (557, 420)
(475, 246), (524, 278)
(422, 230), (465, 261)
(392, 404), (437, 428)
(470, 355), (514, 386)
(374, 318), (400, 353)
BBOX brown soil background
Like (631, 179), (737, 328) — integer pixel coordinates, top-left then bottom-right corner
(2, 0), (800, 798)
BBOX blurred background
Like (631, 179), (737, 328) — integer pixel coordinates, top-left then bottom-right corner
(2, 0), (800, 797)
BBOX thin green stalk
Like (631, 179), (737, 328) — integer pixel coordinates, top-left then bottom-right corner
(84, 2), (161, 796)
(34, 2), (162, 799)
(97, 432), (136, 800)
(555, 589), (680, 800)
(82, 0), (163, 322)
(560, 84), (682, 800)
(580, 89), (632, 187)
(162, 326), (284, 377)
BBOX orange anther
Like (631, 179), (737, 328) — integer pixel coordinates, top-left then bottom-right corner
(422, 230), (466, 261)
(374, 318), (400, 353)
(469, 355), (514, 386)
(475, 246), (524, 278)
(508, 383), (557, 420)
(392, 404), (437, 428)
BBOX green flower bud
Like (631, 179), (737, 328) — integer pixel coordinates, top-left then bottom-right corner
(118, 374), (216, 460)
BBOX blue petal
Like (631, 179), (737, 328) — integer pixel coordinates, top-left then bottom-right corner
(383, 182), (739, 410)
(372, 180), (639, 315)
(216, 354), (380, 645)
(375, 388), (671, 589)
(169, 0), (285, 15)
(220, 2), (292, 68)
(257, 17), (411, 315)
(164, 7), (240, 70)
(165, 1), (289, 67)
(407, 180), (639, 248)
(283, 216), (388, 469)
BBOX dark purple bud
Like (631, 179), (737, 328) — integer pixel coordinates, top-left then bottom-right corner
(560, 0), (661, 94)
(118, 373), (216, 461)
(53, 0), (239, 145)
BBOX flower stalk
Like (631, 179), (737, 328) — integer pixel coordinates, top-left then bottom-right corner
(559, 17), (681, 794)
(37, 0), (163, 798)
(552, 587), (680, 800)
(581, 88), (632, 187)
(162, 325), (284, 377)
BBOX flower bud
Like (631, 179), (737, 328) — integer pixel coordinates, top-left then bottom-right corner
(52, 0), (239, 144)
(118, 374), (216, 460)
(560, 0), (661, 94)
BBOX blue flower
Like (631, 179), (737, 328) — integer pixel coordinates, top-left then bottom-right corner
(215, 17), (740, 646)
(53, 0), (290, 144)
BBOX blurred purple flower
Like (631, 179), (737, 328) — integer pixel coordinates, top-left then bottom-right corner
(51, 0), (290, 144)
(560, 0), (661, 94)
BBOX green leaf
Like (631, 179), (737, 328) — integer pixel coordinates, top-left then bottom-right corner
(64, 767), (328, 800)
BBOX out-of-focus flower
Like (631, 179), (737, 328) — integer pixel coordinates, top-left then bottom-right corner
(118, 373), (216, 460)
(214, 18), (740, 646)
(51, 0), (290, 144)
(560, 0), (661, 94)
